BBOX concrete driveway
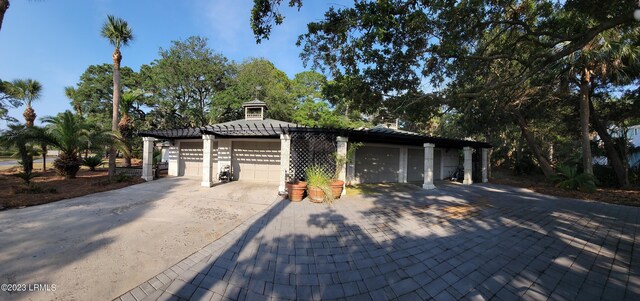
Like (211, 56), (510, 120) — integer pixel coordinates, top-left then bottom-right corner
(0, 177), (280, 301)
(118, 182), (640, 301)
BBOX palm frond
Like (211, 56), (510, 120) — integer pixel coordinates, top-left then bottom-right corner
(100, 15), (134, 49)
(10, 79), (42, 107)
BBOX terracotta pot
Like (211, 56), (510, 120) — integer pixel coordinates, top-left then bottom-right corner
(287, 181), (307, 202)
(307, 186), (325, 203)
(331, 179), (344, 199)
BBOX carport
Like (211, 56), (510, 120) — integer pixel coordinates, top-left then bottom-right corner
(138, 100), (492, 193)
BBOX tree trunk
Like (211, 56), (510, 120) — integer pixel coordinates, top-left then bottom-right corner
(41, 143), (47, 172)
(580, 68), (593, 175)
(589, 98), (629, 187)
(124, 146), (131, 167)
(515, 114), (555, 177)
(0, 0), (9, 32)
(109, 48), (122, 177)
(23, 106), (36, 128)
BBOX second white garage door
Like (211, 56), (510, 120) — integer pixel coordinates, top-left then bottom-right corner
(354, 146), (400, 183)
(231, 141), (281, 183)
(179, 141), (203, 177)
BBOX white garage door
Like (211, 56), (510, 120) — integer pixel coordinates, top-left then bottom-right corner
(354, 146), (400, 183)
(231, 141), (281, 183)
(179, 141), (203, 177)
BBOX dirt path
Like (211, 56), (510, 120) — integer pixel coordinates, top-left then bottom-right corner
(0, 178), (279, 301)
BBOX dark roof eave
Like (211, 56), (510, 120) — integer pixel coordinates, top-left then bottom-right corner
(139, 124), (492, 148)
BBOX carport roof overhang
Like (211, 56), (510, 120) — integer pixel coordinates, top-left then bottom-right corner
(138, 123), (491, 149)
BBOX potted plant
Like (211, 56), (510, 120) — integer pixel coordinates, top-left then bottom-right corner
(330, 142), (362, 199)
(305, 165), (332, 203)
(286, 178), (307, 202)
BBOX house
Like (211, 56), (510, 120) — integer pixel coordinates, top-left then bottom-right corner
(138, 100), (492, 193)
(593, 124), (640, 168)
(627, 125), (640, 167)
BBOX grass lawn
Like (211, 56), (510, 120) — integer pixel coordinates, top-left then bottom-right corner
(0, 156), (15, 162)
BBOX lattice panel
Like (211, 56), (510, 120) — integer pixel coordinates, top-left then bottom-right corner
(289, 132), (337, 181)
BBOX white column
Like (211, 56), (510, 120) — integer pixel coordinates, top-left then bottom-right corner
(168, 141), (180, 176)
(399, 147), (408, 183)
(346, 142), (357, 185)
(201, 135), (215, 187)
(463, 146), (473, 185)
(279, 134), (291, 193)
(336, 137), (348, 181)
(141, 137), (156, 181)
(482, 148), (489, 183)
(423, 143), (436, 189)
(217, 139), (232, 179)
(336, 136), (348, 195)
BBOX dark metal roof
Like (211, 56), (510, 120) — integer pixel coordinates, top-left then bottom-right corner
(202, 119), (298, 137)
(137, 128), (202, 139)
(138, 120), (492, 149)
(287, 127), (492, 149)
(242, 99), (268, 108)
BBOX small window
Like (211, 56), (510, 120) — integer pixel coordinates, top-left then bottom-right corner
(245, 107), (263, 120)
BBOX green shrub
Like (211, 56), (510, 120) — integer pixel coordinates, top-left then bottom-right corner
(593, 164), (618, 188)
(113, 172), (132, 183)
(82, 155), (104, 171)
(305, 165), (333, 202)
(630, 164), (640, 186)
(549, 165), (597, 193)
(13, 172), (39, 184)
(53, 153), (81, 179)
(306, 165), (331, 187)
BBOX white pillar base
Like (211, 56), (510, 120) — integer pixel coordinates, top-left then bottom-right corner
(142, 137), (157, 181)
(201, 181), (213, 187)
(422, 183), (436, 190)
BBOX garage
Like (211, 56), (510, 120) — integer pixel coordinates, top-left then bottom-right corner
(179, 141), (203, 177)
(354, 145), (400, 183)
(231, 141), (281, 183)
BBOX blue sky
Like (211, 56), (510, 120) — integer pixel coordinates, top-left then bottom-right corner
(0, 0), (351, 127)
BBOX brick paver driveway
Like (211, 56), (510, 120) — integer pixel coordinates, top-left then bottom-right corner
(119, 183), (640, 301)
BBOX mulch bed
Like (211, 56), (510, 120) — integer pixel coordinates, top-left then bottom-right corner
(491, 177), (640, 207)
(0, 168), (145, 209)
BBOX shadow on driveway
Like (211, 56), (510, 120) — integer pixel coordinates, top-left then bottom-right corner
(120, 182), (640, 300)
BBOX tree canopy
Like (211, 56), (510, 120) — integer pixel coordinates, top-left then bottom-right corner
(250, 0), (640, 186)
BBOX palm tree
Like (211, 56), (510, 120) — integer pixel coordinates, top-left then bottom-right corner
(101, 14), (133, 177)
(565, 28), (640, 186)
(11, 78), (42, 127)
(0, 124), (35, 176)
(64, 86), (83, 116)
(42, 111), (91, 179)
